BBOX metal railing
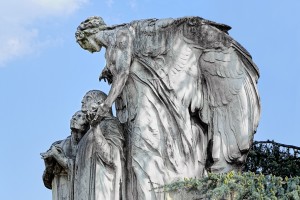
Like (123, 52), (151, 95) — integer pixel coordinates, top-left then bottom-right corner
(244, 140), (300, 177)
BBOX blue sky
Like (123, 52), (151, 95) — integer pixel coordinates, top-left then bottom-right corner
(0, 0), (299, 199)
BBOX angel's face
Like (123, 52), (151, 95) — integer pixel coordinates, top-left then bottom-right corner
(78, 36), (102, 53)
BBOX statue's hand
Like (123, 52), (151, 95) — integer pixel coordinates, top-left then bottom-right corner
(91, 103), (110, 126)
(51, 145), (62, 154)
(41, 143), (63, 160)
(99, 72), (107, 82)
(40, 151), (52, 159)
(99, 68), (113, 84)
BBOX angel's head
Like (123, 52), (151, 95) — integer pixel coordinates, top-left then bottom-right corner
(75, 16), (107, 53)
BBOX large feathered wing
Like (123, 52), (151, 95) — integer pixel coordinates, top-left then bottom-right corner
(197, 43), (261, 164)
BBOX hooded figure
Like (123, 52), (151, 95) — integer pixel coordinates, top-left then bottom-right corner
(74, 90), (124, 200)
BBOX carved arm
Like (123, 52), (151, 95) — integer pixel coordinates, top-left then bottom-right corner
(93, 125), (114, 166)
(94, 27), (133, 121)
(104, 28), (132, 108)
(41, 145), (70, 170)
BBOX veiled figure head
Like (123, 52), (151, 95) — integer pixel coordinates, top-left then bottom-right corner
(81, 90), (113, 121)
(75, 16), (107, 53)
(70, 110), (88, 131)
(70, 110), (89, 144)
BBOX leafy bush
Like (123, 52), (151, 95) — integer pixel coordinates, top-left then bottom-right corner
(158, 172), (300, 199)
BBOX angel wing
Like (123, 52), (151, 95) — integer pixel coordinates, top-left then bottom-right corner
(167, 18), (261, 172)
(203, 46), (259, 146)
(194, 41), (260, 173)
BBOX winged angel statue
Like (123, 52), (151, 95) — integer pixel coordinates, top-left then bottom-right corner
(76, 16), (260, 200)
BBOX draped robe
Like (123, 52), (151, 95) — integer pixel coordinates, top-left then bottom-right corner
(114, 17), (260, 200)
(116, 18), (208, 200)
(73, 117), (124, 200)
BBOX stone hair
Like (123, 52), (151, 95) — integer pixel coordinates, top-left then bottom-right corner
(71, 110), (86, 120)
(83, 90), (113, 116)
(83, 90), (108, 104)
(75, 16), (107, 42)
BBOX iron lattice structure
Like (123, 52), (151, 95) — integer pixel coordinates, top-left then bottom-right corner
(244, 140), (300, 177)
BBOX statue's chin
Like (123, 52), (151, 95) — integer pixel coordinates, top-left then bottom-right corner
(71, 123), (84, 131)
(87, 46), (101, 53)
(94, 46), (101, 52)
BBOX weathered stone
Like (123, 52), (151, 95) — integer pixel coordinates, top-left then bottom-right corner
(73, 90), (124, 200)
(41, 15), (261, 200)
(41, 111), (88, 200)
(75, 16), (260, 200)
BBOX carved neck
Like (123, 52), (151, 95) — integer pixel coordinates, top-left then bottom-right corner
(94, 29), (115, 48)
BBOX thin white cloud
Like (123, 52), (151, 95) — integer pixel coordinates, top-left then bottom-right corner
(0, 0), (89, 66)
(32, 0), (89, 15)
(129, 0), (137, 9)
(0, 28), (38, 65)
(106, 0), (114, 7)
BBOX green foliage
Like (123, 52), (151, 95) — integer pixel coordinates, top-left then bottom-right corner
(159, 172), (300, 200)
(244, 140), (300, 178)
(154, 140), (300, 199)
